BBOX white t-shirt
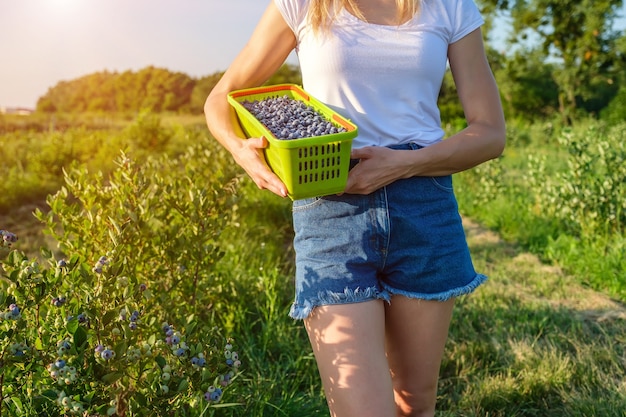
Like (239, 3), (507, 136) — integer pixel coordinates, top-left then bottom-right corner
(273, 0), (484, 148)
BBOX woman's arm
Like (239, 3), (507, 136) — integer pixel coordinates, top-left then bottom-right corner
(345, 28), (506, 194)
(204, 1), (297, 198)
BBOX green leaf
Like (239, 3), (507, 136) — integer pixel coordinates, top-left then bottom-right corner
(114, 340), (128, 358)
(130, 392), (148, 409)
(210, 402), (245, 408)
(101, 310), (117, 327)
(101, 372), (123, 384)
(155, 355), (166, 369)
(83, 390), (96, 403)
(35, 336), (44, 351)
(35, 282), (47, 302)
(10, 396), (24, 413)
(40, 390), (58, 401)
(66, 318), (79, 335)
(40, 246), (53, 261)
(177, 378), (189, 392)
(73, 325), (88, 350)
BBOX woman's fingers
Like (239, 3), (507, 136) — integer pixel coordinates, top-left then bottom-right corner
(237, 136), (288, 197)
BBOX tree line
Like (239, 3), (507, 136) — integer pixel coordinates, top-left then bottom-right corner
(36, 0), (625, 125)
(35, 65), (302, 115)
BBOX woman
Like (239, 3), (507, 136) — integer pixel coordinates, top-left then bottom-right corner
(204, 1), (505, 416)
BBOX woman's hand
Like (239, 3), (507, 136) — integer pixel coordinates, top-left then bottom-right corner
(343, 146), (413, 195)
(231, 136), (288, 198)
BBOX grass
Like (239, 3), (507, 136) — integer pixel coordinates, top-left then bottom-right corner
(3, 174), (626, 416)
(183, 180), (626, 416)
(2, 116), (625, 415)
(435, 219), (626, 416)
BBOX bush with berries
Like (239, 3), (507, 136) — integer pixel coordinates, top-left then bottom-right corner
(1, 139), (247, 416)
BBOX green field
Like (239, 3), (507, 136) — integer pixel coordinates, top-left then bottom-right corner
(1, 114), (625, 416)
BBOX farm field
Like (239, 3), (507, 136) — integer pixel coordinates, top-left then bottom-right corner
(1, 113), (625, 416)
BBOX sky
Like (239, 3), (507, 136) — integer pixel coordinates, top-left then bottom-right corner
(1, 0), (624, 109)
(0, 0), (294, 108)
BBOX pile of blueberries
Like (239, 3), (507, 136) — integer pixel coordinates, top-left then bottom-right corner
(241, 95), (347, 140)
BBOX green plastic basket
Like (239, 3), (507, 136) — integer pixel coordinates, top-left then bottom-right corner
(227, 84), (358, 200)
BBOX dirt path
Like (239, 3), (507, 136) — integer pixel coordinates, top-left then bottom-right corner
(462, 217), (626, 321)
(0, 203), (52, 256)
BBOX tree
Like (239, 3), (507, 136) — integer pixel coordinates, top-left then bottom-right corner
(484, 0), (624, 124)
(494, 48), (559, 120)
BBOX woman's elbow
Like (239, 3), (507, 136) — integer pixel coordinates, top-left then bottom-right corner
(490, 123), (507, 159)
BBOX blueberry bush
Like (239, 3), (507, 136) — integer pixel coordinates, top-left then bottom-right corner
(527, 124), (626, 236)
(1, 140), (247, 416)
(455, 120), (626, 300)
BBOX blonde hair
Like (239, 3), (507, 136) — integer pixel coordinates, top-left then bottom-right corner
(309, 0), (420, 32)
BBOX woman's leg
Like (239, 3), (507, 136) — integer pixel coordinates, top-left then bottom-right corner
(385, 296), (455, 417)
(304, 299), (396, 417)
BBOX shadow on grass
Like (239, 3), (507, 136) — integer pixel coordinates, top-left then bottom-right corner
(438, 223), (626, 416)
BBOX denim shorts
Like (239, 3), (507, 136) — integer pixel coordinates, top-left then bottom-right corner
(288, 143), (486, 320)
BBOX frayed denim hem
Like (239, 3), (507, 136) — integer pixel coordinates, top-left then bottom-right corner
(383, 274), (488, 302)
(289, 286), (391, 320)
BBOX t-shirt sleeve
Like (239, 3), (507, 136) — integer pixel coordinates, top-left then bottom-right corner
(450, 0), (484, 43)
(273, 0), (307, 34)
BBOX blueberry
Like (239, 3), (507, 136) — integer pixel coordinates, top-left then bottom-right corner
(210, 389), (223, 402)
(52, 297), (66, 307)
(9, 304), (19, 316)
(101, 349), (114, 360)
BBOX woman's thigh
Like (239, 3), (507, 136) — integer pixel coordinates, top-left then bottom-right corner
(304, 299), (396, 417)
(384, 296), (455, 415)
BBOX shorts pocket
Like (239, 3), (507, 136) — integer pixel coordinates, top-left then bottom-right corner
(429, 175), (454, 193)
(292, 196), (323, 212)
